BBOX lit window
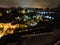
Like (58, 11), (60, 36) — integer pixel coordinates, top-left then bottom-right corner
(44, 16), (54, 19)
(21, 9), (25, 14)
(0, 13), (2, 16)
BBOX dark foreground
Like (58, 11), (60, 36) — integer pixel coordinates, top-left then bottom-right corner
(22, 28), (60, 45)
(0, 28), (60, 45)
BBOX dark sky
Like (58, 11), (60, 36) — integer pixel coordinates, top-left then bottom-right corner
(0, 0), (60, 8)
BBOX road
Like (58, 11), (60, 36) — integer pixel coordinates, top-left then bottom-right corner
(22, 28), (60, 45)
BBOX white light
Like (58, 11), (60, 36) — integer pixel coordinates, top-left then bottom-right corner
(41, 12), (44, 14)
(6, 10), (9, 14)
(45, 16), (49, 18)
(27, 10), (31, 13)
(29, 22), (37, 26)
(49, 16), (52, 19)
(45, 16), (54, 19)
(22, 9), (25, 14)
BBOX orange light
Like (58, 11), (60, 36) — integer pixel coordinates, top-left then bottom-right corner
(0, 13), (2, 16)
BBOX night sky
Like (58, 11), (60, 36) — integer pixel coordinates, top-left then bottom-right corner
(0, 0), (60, 8)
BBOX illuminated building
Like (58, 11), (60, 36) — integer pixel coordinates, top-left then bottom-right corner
(0, 7), (56, 38)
